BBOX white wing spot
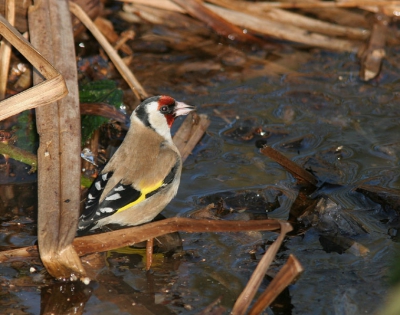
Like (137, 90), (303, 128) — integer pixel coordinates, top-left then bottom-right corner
(95, 181), (102, 190)
(96, 211), (100, 216)
(114, 186), (126, 191)
(100, 207), (114, 213)
(106, 193), (121, 201)
(102, 173), (108, 181)
(88, 193), (95, 199)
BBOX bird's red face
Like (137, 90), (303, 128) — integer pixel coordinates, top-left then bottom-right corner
(157, 96), (177, 128)
(157, 95), (195, 128)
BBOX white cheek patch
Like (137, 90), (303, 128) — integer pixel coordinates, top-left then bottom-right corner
(144, 101), (173, 142)
(149, 115), (172, 141)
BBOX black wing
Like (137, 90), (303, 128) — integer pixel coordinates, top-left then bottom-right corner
(77, 162), (179, 235)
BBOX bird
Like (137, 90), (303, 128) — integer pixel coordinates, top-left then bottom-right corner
(77, 95), (195, 235)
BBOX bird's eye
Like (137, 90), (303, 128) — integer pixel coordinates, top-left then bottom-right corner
(160, 106), (169, 113)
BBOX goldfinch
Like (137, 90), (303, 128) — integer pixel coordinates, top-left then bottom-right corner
(77, 95), (195, 235)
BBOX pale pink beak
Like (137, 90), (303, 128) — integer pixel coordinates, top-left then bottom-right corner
(174, 101), (195, 117)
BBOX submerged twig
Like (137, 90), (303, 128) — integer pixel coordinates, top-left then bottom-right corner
(197, 298), (226, 315)
(260, 146), (318, 188)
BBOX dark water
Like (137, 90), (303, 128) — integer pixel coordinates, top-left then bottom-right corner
(2, 46), (400, 314)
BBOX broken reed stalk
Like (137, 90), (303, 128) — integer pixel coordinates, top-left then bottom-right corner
(231, 221), (293, 315)
(28, 0), (85, 279)
(0, 218), (282, 262)
(248, 254), (303, 315)
(0, 15), (68, 121)
(0, 0), (15, 100)
(173, 113), (210, 162)
(260, 146), (318, 188)
(69, 1), (148, 100)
